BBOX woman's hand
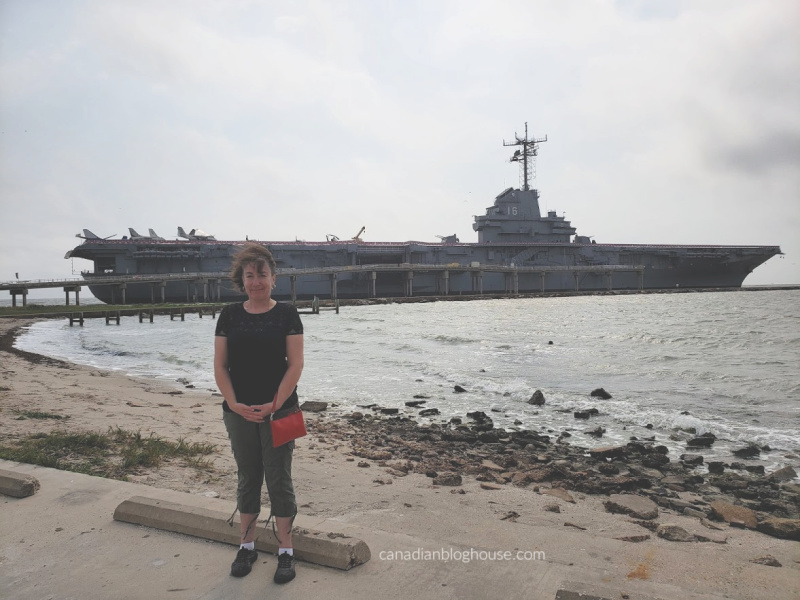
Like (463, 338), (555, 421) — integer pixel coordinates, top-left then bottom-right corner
(230, 401), (268, 422)
(249, 400), (276, 417)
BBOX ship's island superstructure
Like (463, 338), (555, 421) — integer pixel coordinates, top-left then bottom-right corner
(66, 125), (782, 304)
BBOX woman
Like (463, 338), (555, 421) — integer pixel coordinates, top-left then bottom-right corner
(214, 243), (304, 585)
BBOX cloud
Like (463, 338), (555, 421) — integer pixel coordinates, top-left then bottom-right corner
(1, 0), (798, 288)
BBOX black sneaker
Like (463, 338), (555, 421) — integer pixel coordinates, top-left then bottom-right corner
(273, 552), (296, 584)
(230, 547), (258, 577)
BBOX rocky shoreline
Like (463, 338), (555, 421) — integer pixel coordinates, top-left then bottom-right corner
(304, 399), (800, 544)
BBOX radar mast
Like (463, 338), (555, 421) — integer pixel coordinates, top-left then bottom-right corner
(503, 123), (547, 191)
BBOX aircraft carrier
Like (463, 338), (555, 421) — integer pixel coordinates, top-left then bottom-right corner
(66, 126), (782, 304)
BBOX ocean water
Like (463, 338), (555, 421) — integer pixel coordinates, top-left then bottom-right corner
(13, 290), (800, 472)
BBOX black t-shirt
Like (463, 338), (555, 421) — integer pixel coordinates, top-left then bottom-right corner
(215, 301), (304, 412)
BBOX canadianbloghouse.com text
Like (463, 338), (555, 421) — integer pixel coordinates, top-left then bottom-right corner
(379, 548), (545, 563)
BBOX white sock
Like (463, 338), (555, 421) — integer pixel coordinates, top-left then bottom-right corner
(241, 541), (255, 550)
(278, 547), (293, 556)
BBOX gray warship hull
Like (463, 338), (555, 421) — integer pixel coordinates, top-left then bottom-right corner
(66, 238), (781, 304)
(65, 127), (781, 303)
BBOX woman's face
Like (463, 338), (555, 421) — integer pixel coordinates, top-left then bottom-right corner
(242, 262), (274, 300)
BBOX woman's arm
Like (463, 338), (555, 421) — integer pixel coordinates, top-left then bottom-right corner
(214, 336), (263, 422)
(272, 334), (304, 412)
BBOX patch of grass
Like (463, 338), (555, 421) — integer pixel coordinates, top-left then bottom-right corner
(14, 410), (66, 420)
(0, 427), (218, 480)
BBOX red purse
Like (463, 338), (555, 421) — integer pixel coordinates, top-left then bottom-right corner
(269, 396), (307, 447)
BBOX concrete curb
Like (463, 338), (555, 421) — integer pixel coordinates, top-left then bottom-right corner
(0, 468), (40, 497)
(113, 495), (371, 570)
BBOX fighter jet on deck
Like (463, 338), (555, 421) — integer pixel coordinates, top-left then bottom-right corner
(128, 228), (166, 240)
(76, 229), (115, 240)
(177, 227), (216, 241)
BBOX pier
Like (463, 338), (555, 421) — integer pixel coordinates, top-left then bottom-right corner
(1, 264), (645, 306)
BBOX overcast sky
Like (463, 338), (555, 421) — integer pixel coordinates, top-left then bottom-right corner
(1, 0), (798, 297)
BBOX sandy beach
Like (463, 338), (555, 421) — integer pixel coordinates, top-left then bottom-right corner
(1, 317), (798, 600)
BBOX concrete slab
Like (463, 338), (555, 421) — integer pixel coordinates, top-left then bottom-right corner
(0, 468), (39, 498)
(114, 495), (370, 570)
(1, 460), (798, 600)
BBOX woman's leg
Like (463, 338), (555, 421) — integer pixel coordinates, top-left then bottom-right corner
(223, 411), (264, 577)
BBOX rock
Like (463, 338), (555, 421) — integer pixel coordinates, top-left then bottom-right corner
(694, 533), (728, 544)
(405, 400), (426, 407)
(641, 454), (670, 469)
(756, 518), (800, 541)
(707, 461), (725, 474)
(453, 385), (467, 393)
(412, 394), (430, 399)
(709, 500), (757, 529)
(687, 433), (716, 448)
(481, 459), (505, 471)
(666, 498), (694, 511)
(349, 411), (364, 420)
(357, 461), (370, 468)
(354, 449), (392, 460)
(510, 472), (532, 486)
(526, 467), (560, 483)
(380, 407), (400, 414)
(598, 463), (620, 475)
(574, 475), (652, 495)
(603, 494), (659, 520)
(574, 408), (599, 419)
(700, 518), (724, 531)
(630, 519), (659, 532)
(744, 465), (765, 475)
(590, 387), (612, 399)
(544, 504), (560, 513)
(528, 390), (546, 406)
(732, 444), (761, 458)
(680, 453), (704, 466)
(656, 524), (695, 542)
(433, 473), (462, 486)
(683, 507), (707, 519)
(419, 408), (440, 416)
(300, 400), (328, 412)
(425, 470), (438, 478)
(466, 410), (491, 422)
(584, 426), (605, 438)
(542, 487), (576, 504)
(766, 466), (798, 482)
(588, 446), (627, 460)
(440, 430), (477, 443)
(614, 535), (650, 543)
(480, 483), (502, 491)
(477, 431), (500, 443)
(749, 555), (782, 567)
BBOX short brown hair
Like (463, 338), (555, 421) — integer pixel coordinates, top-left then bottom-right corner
(230, 243), (277, 293)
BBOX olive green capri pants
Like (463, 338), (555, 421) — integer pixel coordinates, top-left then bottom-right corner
(223, 411), (297, 518)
